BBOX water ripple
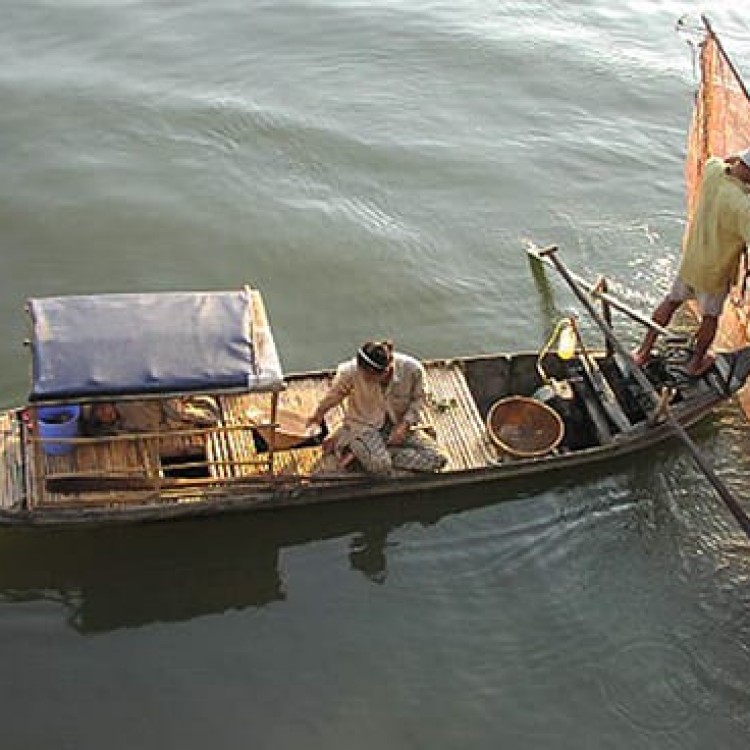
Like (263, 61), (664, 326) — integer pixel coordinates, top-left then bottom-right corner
(597, 636), (699, 734)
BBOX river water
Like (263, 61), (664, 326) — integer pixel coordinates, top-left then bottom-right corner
(2, 2), (750, 748)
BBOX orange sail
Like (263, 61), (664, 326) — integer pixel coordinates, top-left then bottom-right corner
(686, 20), (750, 221)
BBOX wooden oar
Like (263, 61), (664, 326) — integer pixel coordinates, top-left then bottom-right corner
(532, 245), (750, 539)
(527, 243), (674, 337)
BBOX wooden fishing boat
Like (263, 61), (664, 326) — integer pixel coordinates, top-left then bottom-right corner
(2, 253), (750, 527)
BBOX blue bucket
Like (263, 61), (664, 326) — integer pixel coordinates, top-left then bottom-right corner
(37, 405), (81, 456)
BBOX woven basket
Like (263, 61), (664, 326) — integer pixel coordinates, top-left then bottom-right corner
(486, 396), (564, 458)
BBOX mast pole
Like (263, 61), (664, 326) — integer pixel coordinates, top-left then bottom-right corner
(701, 14), (750, 104)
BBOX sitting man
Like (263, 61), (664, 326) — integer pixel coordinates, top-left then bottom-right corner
(306, 340), (447, 475)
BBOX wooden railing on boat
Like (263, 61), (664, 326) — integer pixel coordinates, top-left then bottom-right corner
(22, 361), (503, 510)
(27, 389), (340, 509)
(0, 412), (24, 511)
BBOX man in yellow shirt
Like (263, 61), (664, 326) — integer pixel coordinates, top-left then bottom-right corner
(634, 149), (750, 376)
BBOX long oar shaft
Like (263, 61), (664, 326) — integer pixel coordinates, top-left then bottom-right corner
(668, 419), (750, 537)
(536, 245), (750, 539)
(528, 246), (672, 337)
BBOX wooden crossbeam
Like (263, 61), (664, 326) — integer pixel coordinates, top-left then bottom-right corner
(576, 355), (633, 433)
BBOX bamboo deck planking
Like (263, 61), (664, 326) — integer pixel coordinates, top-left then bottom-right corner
(219, 394), (269, 477)
(19, 361), (498, 509)
(41, 434), (154, 505)
(423, 362), (497, 470)
(0, 412), (24, 510)
(218, 375), (345, 477)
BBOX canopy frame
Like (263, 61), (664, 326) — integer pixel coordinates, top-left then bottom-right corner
(27, 287), (285, 405)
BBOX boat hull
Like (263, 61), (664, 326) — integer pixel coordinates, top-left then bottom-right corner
(0, 388), (725, 528)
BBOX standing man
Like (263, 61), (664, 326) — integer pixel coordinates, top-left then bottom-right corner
(634, 149), (750, 376)
(306, 340), (447, 475)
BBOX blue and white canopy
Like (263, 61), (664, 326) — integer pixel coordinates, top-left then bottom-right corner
(27, 288), (284, 402)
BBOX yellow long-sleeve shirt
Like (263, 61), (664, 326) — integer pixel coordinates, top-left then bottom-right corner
(679, 156), (750, 294)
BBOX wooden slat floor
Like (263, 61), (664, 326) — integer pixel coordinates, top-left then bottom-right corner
(219, 375), (346, 477)
(216, 364), (496, 475)
(26, 362), (495, 507)
(423, 361), (497, 470)
(0, 412), (24, 510)
(38, 433), (156, 507)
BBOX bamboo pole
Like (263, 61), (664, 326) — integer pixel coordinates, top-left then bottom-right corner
(597, 276), (614, 356)
(534, 245), (750, 539)
(45, 453), (271, 480)
(701, 16), (750, 104)
(45, 468), (365, 495)
(527, 246), (674, 338)
(268, 391), (279, 476)
(27, 420), (278, 446)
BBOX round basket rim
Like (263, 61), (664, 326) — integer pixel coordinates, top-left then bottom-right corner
(486, 395), (564, 458)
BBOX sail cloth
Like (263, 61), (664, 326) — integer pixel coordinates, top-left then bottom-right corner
(683, 19), (750, 384)
(685, 22), (750, 221)
(27, 289), (285, 402)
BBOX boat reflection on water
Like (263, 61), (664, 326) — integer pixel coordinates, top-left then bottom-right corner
(2, 453), (632, 634)
(0, 482), (552, 634)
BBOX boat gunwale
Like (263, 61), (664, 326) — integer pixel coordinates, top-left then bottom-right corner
(0, 373), (726, 528)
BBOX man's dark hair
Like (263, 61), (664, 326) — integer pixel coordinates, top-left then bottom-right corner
(357, 340), (393, 372)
